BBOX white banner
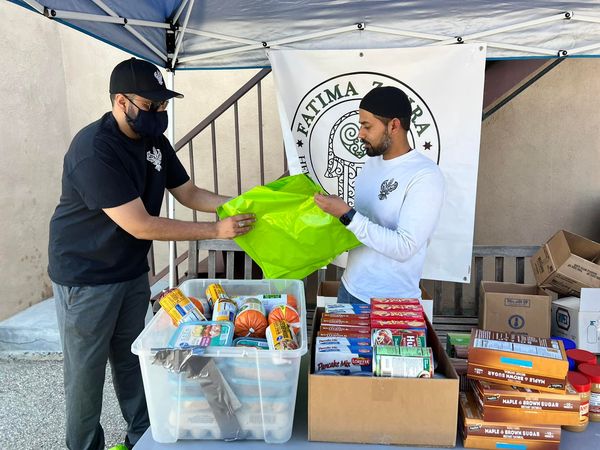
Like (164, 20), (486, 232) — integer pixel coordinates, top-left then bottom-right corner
(268, 45), (486, 283)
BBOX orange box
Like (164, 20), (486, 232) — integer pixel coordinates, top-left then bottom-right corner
(460, 392), (561, 450)
(471, 379), (580, 425)
(467, 329), (569, 393)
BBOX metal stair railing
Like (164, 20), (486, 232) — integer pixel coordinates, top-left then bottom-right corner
(147, 68), (275, 287)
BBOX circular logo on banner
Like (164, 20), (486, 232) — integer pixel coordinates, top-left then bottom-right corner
(290, 72), (440, 205)
(508, 314), (525, 330)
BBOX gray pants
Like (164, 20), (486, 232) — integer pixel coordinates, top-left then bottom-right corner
(53, 273), (151, 450)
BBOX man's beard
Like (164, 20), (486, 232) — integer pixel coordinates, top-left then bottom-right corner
(364, 130), (392, 157)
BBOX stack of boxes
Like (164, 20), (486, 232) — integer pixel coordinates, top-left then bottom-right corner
(314, 297), (434, 378)
(461, 329), (574, 449)
(463, 229), (600, 448)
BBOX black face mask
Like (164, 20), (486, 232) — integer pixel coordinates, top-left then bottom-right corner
(124, 97), (168, 138)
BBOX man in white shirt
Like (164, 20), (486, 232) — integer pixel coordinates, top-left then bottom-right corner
(315, 86), (445, 303)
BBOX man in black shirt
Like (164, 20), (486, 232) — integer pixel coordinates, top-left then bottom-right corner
(48, 58), (254, 450)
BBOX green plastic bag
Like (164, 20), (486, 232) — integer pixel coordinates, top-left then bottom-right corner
(217, 174), (361, 279)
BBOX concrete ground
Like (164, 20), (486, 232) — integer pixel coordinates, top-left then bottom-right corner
(0, 280), (167, 450)
(0, 355), (127, 450)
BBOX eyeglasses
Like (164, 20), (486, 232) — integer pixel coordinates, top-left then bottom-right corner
(124, 94), (169, 112)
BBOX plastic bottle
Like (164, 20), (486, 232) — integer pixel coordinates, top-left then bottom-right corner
(587, 321), (598, 344)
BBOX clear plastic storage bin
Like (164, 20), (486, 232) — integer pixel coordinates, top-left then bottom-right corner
(131, 279), (307, 444)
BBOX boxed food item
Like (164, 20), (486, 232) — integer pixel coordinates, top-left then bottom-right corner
(467, 329), (569, 393)
(531, 230), (600, 296)
(552, 288), (600, 354)
(314, 346), (373, 375)
(460, 392), (561, 450)
(446, 332), (471, 358)
(316, 281), (433, 322)
(479, 282), (552, 337)
(371, 329), (426, 347)
(132, 279), (307, 444)
(471, 379), (581, 425)
(308, 307), (459, 446)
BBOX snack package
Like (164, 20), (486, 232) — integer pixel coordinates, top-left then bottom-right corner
(370, 318), (427, 332)
(322, 312), (371, 321)
(159, 288), (206, 325)
(316, 337), (371, 347)
(371, 303), (424, 311)
(370, 310), (424, 319)
(325, 304), (371, 314)
(371, 329), (426, 347)
(319, 325), (370, 335)
(371, 298), (421, 305)
(266, 320), (299, 350)
(168, 321), (234, 349)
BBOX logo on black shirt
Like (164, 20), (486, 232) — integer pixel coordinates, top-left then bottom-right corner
(147, 147), (162, 172)
(379, 179), (398, 200)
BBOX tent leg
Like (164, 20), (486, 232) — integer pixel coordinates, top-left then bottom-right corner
(166, 71), (177, 288)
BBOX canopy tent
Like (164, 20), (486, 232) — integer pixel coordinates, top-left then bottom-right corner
(10, 0), (600, 286)
(10, 0), (600, 69)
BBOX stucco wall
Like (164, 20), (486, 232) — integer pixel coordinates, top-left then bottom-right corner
(1, 2), (599, 320)
(0, 3), (69, 319)
(476, 58), (600, 245)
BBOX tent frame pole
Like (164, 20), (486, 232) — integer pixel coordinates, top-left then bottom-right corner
(166, 71), (177, 288)
(172, 0), (195, 68)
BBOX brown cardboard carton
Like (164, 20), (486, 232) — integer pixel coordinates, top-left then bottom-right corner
(531, 230), (600, 296)
(471, 379), (580, 425)
(467, 329), (568, 393)
(479, 282), (552, 337)
(308, 307), (459, 446)
(460, 392), (561, 450)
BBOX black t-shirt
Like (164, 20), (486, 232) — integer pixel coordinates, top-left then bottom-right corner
(48, 112), (189, 286)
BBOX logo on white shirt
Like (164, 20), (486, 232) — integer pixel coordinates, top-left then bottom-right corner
(147, 147), (162, 172)
(379, 178), (398, 200)
(154, 70), (164, 86)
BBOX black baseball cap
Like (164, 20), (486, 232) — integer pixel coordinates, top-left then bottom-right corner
(359, 86), (411, 120)
(109, 57), (183, 101)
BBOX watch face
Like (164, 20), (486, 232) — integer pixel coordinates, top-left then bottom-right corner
(340, 214), (350, 226)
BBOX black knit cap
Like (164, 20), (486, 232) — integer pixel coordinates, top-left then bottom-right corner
(109, 58), (183, 101)
(359, 86), (411, 120)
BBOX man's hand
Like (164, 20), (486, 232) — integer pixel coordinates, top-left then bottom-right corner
(314, 193), (351, 218)
(216, 214), (256, 238)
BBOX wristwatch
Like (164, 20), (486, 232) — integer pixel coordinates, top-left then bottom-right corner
(339, 208), (357, 226)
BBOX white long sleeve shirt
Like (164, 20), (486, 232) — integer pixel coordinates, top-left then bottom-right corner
(343, 150), (445, 302)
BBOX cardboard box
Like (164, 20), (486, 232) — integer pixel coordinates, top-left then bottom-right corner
(316, 281), (434, 323)
(467, 329), (569, 393)
(479, 282), (552, 337)
(460, 392), (561, 450)
(308, 307), (459, 446)
(552, 288), (600, 354)
(531, 230), (600, 296)
(471, 379), (581, 425)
